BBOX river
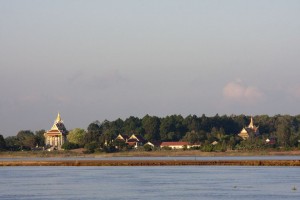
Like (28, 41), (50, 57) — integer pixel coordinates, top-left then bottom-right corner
(0, 165), (299, 200)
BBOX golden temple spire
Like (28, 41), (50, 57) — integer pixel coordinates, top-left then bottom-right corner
(55, 112), (62, 123)
(248, 117), (254, 129)
(51, 113), (63, 130)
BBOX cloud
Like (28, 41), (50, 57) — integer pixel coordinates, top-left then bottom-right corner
(222, 80), (264, 104)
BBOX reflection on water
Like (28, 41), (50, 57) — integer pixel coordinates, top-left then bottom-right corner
(0, 166), (299, 200)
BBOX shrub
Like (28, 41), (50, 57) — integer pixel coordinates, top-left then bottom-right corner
(62, 142), (79, 150)
(143, 144), (153, 151)
(161, 146), (172, 150)
(84, 141), (98, 153)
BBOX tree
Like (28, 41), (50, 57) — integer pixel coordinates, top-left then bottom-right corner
(142, 115), (160, 141)
(184, 115), (201, 132)
(0, 134), (6, 151)
(5, 136), (20, 150)
(35, 129), (45, 147)
(17, 130), (36, 149)
(67, 128), (86, 147)
(61, 142), (79, 150)
(275, 117), (291, 147)
(99, 129), (116, 147)
(159, 116), (179, 141)
(182, 131), (200, 144)
(123, 116), (142, 134)
(85, 122), (102, 144)
(84, 141), (98, 153)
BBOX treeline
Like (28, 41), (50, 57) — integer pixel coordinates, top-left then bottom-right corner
(1, 114), (300, 152)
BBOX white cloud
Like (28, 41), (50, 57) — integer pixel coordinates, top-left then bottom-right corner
(222, 80), (264, 104)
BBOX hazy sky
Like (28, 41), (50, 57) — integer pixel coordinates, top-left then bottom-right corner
(1, 0), (300, 136)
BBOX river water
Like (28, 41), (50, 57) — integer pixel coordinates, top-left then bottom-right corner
(0, 166), (299, 200)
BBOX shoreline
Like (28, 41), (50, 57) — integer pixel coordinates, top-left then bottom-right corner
(1, 159), (300, 167)
(1, 149), (300, 159)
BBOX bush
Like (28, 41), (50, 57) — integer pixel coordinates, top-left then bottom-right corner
(102, 145), (117, 153)
(201, 144), (214, 152)
(62, 142), (79, 150)
(84, 142), (98, 153)
(143, 144), (153, 151)
(161, 146), (172, 150)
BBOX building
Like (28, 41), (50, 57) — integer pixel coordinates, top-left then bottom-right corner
(114, 133), (146, 148)
(160, 142), (190, 149)
(126, 134), (146, 148)
(44, 113), (68, 150)
(160, 142), (201, 149)
(238, 117), (259, 140)
(115, 134), (129, 142)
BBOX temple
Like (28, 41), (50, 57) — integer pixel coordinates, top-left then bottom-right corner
(44, 113), (68, 150)
(238, 117), (259, 140)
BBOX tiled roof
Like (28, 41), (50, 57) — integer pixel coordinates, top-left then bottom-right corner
(129, 134), (146, 142)
(45, 130), (62, 134)
(126, 142), (137, 146)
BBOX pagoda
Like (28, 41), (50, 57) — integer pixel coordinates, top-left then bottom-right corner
(44, 113), (68, 150)
(238, 117), (259, 140)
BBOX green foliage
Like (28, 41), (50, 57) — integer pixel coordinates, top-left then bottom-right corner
(0, 134), (6, 151)
(142, 115), (160, 141)
(67, 128), (86, 147)
(123, 116), (142, 134)
(7, 113), (300, 152)
(201, 144), (214, 152)
(182, 131), (200, 144)
(143, 144), (153, 151)
(101, 145), (117, 153)
(85, 122), (102, 145)
(161, 146), (172, 150)
(113, 139), (127, 150)
(275, 116), (291, 147)
(61, 142), (79, 150)
(235, 137), (267, 150)
(84, 141), (99, 153)
(17, 130), (36, 149)
(35, 129), (45, 147)
(5, 136), (20, 151)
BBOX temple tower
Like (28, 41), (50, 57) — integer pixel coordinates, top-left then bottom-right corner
(44, 113), (68, 150)
(238, 117), (259, 140)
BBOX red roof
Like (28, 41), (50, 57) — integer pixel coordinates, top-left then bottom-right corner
(126, 142), (137, 146)
(45, 130), (63, 135)
(160, 142), (189, 146)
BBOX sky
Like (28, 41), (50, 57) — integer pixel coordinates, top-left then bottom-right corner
(1, 0), (300, 136)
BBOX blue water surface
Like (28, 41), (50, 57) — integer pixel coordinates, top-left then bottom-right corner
(0, 166), (299, 200)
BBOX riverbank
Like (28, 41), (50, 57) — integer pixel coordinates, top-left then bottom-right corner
(1, 159), (300, 166)
(1, 149), (300, 158)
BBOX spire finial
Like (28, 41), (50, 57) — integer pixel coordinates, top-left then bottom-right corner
(249, 117), (254, 128)
(55, 112), (61, 123)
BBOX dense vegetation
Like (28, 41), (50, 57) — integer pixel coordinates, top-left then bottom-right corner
(1, 114), (300, 152)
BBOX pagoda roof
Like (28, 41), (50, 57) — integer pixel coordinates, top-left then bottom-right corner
(45, 113), (68, 136)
